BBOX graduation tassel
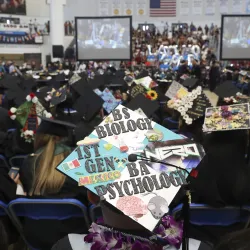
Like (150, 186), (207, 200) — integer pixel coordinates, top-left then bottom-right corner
(182, 190), (190, 250)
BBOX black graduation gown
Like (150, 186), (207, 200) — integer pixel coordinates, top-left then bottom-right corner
(19, 154), (89, 249)
(0, 168), (19, 247)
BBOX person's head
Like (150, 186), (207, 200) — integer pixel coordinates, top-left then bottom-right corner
(192, 59), (197, 65)
(30, 133), (71, 196)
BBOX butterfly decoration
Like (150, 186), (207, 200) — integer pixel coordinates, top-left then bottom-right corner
(105, 117), (113, 124)
(114, 157), (127, 169)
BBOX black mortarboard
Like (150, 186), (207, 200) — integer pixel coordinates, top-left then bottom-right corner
(126, 93), (160, 117)
(135, 69), (149, 80)
(71, 77), (88, 95)
(89, 75), (106, 90)
(73, 84), (104, 121)
(214, 81), (239, 98)
(37, 116), (76, 137)
(182, 78), (198, 89)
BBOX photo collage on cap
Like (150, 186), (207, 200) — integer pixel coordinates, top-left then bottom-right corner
(57, 104), (205, 232)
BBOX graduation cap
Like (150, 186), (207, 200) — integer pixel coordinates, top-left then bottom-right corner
(135, 69), (149, 80)
(182, 78), (198, 90)
(37, 116), (76, 137)
(214, 81), (239, 98)
(50, 85), (68, 107)
(72, 84), (104, 121)
(56, 105), (194, 246)
(89, 75), (106, 90)
(126, 93), (160, 117)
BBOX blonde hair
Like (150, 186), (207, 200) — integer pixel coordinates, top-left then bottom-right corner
(30, 134), (70, 196)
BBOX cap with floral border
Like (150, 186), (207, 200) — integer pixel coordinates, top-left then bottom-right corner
(8, 92), (52, 143)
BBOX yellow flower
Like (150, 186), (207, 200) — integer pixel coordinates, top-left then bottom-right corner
(147, 90), (158, 101)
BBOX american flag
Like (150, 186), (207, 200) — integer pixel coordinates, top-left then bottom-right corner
(150, 0), (176, 17)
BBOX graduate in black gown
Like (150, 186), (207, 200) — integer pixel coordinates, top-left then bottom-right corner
(19, 117), (89, 249)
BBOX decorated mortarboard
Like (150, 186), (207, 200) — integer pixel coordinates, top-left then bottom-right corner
(37, 116), (76, 137)
(203, 104), (250, 132)
(134, 76), (158, 89)
(165, 80), (187, 99)
(8, 93), (52, 143)
(49, 85), (68, 107)
(214, 81), (239, 99)
(56, 105), (204, 233)
(168, 86), (211, 125)
(94, 88), (121, 114)
(126, 93), (160, 118)
(69, 73), (82, 86)
(72, 84), (104, 121)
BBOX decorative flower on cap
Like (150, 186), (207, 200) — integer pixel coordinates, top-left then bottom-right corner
(8, 107), (17, 120)
(21, 128), (35, 143)
(26, 93), (38, 103)
(146, 90), (158, 101)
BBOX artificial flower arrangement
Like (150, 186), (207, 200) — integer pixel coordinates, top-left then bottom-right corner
(146, 89), (158, 101)
(223, 92), (250, 105)
(8, 93), (52, 143)
(167, 86), (202, 125)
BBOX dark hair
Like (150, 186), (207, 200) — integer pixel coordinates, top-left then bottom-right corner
(215, 229), (250, 250)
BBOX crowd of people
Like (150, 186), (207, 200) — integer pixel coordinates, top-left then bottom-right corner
(0, 23), (250, 250)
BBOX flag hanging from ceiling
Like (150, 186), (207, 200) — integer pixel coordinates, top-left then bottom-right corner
(150, 0), (176, 17)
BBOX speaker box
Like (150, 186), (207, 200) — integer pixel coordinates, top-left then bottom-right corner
(65, 48), (74, 59)
(52, 45), (64, 58)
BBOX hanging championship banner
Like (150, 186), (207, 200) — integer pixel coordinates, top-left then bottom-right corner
(123, 0), (133, 15)
(136, 0), (146, 16)
(219, 0), (229, 13)
(205, 0), (216, 15)
(99, 0), (109, 16)
(180, 0), (189, 15)
(232, 0), (244, 13)
(192, 0), (203, 15)
(112, 0), (121, 15)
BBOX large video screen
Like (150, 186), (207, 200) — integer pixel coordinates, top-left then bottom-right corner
(221, 15), (250, 60)
(75, 16), (132, 61)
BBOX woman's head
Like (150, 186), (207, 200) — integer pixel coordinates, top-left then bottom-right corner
(30, 133), (71, 196)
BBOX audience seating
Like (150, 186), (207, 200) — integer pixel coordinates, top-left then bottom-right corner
(89, 204), (103, 222)
(0, 154), (10, 169)
(8, 198), (90, 250)
(171, 203), (250, 227)
(9, 155), (28, 168)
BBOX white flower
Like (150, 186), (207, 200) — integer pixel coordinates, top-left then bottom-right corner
(37, 117), (41, 125)
(45, 112), (52, 118)
(236, 92), (242, 96)
(196, 86), (202, 92)
(26, 95), (31, 102)
(32, 96), (38, 103)
(183, 107), (189, 112)
(10, 107), (17, 113)
(10, 115), (16, 120)
(178, 106), (185, 112)
(181, 111), (186, 116)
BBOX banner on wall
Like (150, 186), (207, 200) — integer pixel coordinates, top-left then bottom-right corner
(232, 0), (244, 13)
(112, 0), (122, 15)
(0, 0), (26, 15)
(219, 0), (229, 13)
(99, 0), (109, 16)
(180, 0), (189, 15)
(205, 0), (216, 15)
(246, 0), (250, 13)
(123, 0), (133, 15)
(136, 0), (146, 16)
(192, 0), (203, 15)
